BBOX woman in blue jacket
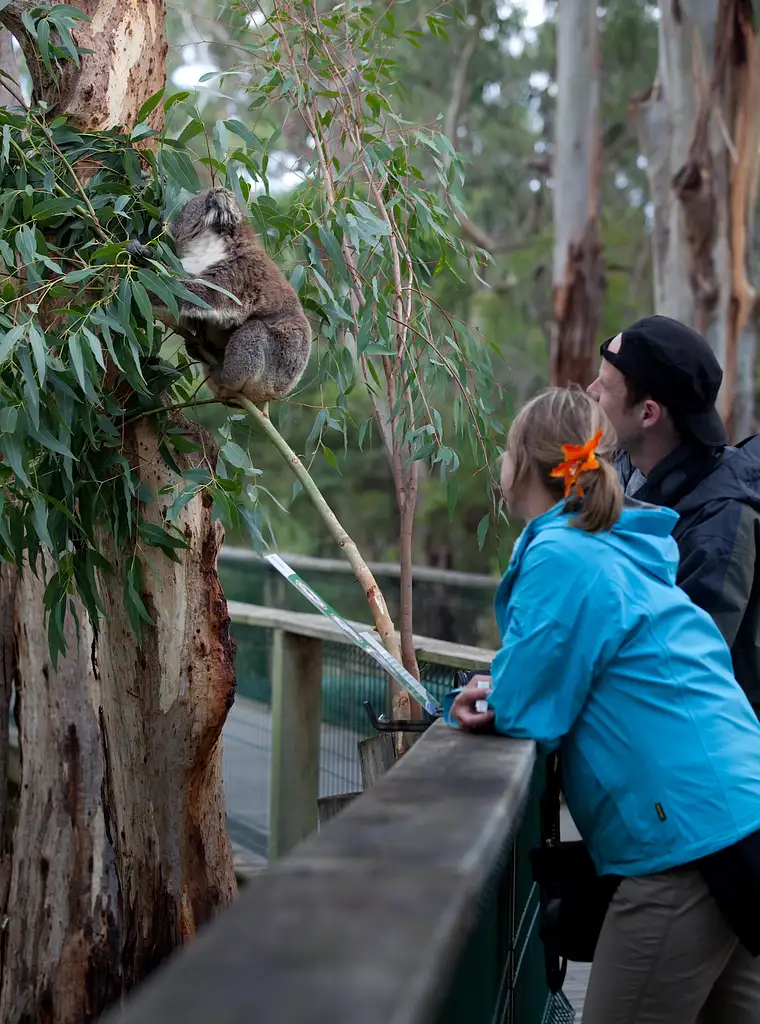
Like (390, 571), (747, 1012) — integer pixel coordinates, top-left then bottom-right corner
(449, 387), (760, 1023)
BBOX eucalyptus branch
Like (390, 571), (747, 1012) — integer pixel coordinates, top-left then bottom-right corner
(236, 396), (403, 665)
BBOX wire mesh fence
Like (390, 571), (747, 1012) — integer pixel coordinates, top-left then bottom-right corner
(224, 620), (465, 840)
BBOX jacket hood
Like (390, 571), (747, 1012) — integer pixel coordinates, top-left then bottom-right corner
(530, 500), (680, 587)
(675, 436), (760, 517)
(598, 502), (680, 586)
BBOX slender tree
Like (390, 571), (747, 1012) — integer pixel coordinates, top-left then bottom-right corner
(551, 0), (604, 388)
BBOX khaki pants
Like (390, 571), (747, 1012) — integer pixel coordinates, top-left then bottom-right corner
(583, 868), (760, 1023)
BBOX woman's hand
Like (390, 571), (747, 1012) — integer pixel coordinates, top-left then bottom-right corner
(451, 675), (495, 731)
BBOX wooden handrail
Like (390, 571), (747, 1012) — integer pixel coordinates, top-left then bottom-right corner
(102, 722), (536, 1024)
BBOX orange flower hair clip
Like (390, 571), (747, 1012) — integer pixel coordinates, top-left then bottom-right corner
(550, 428), (604, 498)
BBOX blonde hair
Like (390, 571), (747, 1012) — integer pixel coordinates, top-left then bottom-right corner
(506, 387), (623, 533)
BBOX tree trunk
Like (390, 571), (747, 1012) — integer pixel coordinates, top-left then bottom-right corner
(633, 0), (760, 439)
(0, 564), (120, 1024)
(0, 27), (20, 919)
(0, 1), (237, 1019)
(0, 564), (17, 916)
(95, 419), (237, 989)
(550, 0), (604, 388)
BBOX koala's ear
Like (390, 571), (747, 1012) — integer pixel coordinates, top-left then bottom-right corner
(204, 188), (244, 232)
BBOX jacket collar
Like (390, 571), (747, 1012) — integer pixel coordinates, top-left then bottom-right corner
(633, 442), (723, 509)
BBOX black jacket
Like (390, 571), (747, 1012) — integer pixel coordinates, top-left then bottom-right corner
(615, 437), (760, 711)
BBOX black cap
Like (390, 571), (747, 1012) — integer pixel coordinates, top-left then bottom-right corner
(600, 315), (727, 447)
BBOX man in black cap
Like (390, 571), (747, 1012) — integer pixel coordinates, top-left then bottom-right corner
(588, 314), (760, 715)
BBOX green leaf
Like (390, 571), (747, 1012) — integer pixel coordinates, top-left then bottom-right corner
(67, 332), (89, 393)
(321, 444), (340, 471)
(131, 279), (154, 342)
(18, 345), (39, 429)
(136, 87), (165, 123)
(0, 407), (17, 433)
(161, 147), (200, 193)
(165, 90), (191, 110)
(47, 5), (92, 23)
(124, 557), (153, 644)
(36, 18), (55, 80)
(137, 268), (179, 318)
(477, 513), (490, 551)
(30, 491), (54, 550)
(1, 433), (29, 487)
(223, 119), (261, 149)
(138, 521), (189, 561)
(166, 484), (200, 523)
(176, 119), (205, 147)
(27, 323), (47, 387)
(81, 326), (106, 369)
(62, 266), (99, 284)
(15, 225), (37, 265)
(220, 440), (252, 470)
(317, 225), (349, 282)
(0, 324), (24, 363)
(130, 123), (155, 142)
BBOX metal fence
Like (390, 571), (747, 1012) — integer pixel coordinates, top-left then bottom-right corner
(223, 611), (486, 858)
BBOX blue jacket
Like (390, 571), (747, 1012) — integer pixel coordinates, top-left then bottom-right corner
(445, 501), (760, 877)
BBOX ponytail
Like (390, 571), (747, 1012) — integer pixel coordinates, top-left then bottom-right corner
(566, 460), (623, 534)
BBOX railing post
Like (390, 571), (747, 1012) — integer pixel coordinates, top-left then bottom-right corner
(268, 629), (323, 861)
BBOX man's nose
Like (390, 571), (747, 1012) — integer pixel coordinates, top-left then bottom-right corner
(587, 379), (600, 400)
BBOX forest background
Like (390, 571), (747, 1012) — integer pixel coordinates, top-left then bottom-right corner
(145, 0), (662, 575)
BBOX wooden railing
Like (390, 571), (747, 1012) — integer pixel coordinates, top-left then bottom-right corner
(105, 721), (543, 1024)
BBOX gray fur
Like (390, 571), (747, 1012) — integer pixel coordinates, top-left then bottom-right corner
(131, 187), (312, 405)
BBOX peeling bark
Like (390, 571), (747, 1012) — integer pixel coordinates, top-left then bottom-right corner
(1, 0), (167, 131)
(633, 0), (760, 439)
(550, 0), (604, 388)
(0, 1), (237, 1019)
(96, 420), (237, 987)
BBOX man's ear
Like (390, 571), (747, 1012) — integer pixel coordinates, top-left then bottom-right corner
(641, 398), (664, 428)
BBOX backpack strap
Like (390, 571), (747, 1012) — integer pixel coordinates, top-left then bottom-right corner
(540, 751), (562, 845)
(539, 752), (567, 994)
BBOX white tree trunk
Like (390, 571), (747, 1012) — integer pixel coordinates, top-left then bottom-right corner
(634, 0), (760, 438)
(550, 0), (604, 388)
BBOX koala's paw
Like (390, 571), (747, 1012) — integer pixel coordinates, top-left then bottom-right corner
(126, 240), (153, 261)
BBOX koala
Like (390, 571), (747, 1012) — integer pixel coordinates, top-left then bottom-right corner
(128, 187), (312, 405)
